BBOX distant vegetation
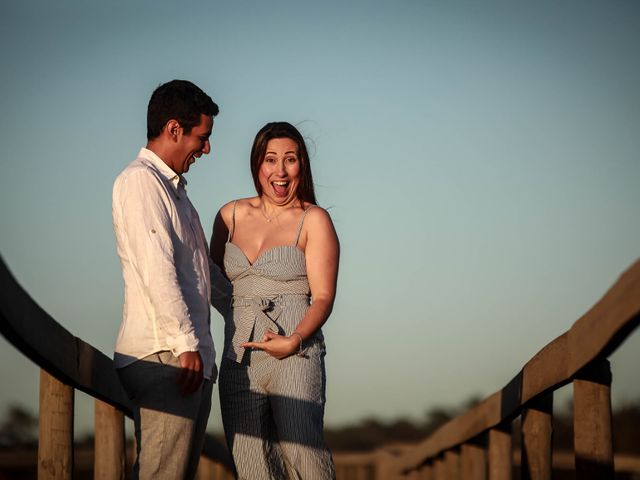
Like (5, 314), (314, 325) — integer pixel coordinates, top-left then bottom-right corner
(325, 396), (482, 451)
(324, 396), (640, 453)
(1, 397), (639, 454)
(0, 405), (37, 448)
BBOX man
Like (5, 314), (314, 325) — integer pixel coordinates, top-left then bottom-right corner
(112, 80), (219, 479)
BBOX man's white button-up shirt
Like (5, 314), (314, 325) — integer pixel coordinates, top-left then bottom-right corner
(112, 148), (216, 379)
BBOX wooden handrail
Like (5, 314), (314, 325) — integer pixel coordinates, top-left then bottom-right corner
(0, 255), (234, 475)
(391, 258), (640, 475)
(3, 251), (639, 478)
(0, 255), (132, 415)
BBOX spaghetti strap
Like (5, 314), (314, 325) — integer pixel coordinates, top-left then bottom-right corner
(228, 200), (238, 242)
(293, 205), (318, 246)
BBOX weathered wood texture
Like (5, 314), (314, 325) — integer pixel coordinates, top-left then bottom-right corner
(521, 393), (553, 480)
(94, 399), (126, 480)
(38, 369), (74, 480)
(0, 256), (234, 474)
(391, 258), (640, 474)
(444, 450), (460, 480)
(433, 457), (446, 480)
(488, 425), (511, 480)
(419, 463), (434, 480)
(573, 359), (614, 480)
(461, 442), (486, 480)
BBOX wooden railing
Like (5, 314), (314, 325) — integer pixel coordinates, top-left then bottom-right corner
(3, 252), (639, 479)
(331, 258), (640, 480)
(0, 256), (234, 479)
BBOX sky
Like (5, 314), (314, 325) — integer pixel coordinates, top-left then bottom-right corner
(1, 0), (639, 436)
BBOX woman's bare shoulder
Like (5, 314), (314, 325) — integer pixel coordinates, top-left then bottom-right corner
(303, 205), (337, 235)
(305, 204), (332, 220)
(218, 197), (258, 222)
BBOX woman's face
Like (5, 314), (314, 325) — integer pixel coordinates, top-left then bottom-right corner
(258, 137), (301, 205)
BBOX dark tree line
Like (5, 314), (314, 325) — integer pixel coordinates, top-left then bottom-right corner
(324, 397), (640, 453)
(0, 405), (38, 448)
(1, 397), (639, 454)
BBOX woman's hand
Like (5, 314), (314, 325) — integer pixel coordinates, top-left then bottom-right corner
(242, 330), (301, 360)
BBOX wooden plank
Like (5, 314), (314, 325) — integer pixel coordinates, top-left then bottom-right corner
(38, 369), (73, 480)
(419, 463), (434, 480)
(573, 359), (614, 480)
(405, 468), (421, 480)
(433, 457), (446, 480)
(521, 393), (552, 480)
(396, 392), (503, 471)
(94, 399), (125, 480)
(445, 450), (460, 480)
(488, 424), (511, 480)
(567, 263), (640, 374)
(462, 442), (486, 480)
(521, 333), (568, 404)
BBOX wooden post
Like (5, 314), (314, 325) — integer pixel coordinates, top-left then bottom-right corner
(420, 463), (434, 480)
(38, 369), (74, 480)
(433, 456), (446, 480)
(488, 423), (512, 480)
(521, 392), (552, 480)
(195, 454), (214, 480)
(573, 359), (614, 480)
(197, 455), (235, 480)
(356, 464), (371, 480)
(445, 450), (460, 480)
(374, 450), (398, 480)
(94, 399), (125, 480)
(462, 442), (487, 480)
(406, 468), (421, 480)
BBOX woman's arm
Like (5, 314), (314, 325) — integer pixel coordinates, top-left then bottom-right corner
(210, 203), (233, 269)
(243, 207), (340, 359)
(209, 203), (234, 315)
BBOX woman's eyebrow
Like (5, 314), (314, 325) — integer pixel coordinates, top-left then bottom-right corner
(265, 150), (298, 155)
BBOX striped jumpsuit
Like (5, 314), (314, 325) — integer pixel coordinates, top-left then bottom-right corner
(219, 204), (336, 479)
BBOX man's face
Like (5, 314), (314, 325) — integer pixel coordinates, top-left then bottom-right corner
(173, 113), (213, 174)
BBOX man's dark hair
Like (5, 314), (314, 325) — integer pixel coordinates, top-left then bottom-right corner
(147, 80), (219, 140)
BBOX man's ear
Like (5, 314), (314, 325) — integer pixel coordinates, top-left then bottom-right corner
(165, 119), (182, 141)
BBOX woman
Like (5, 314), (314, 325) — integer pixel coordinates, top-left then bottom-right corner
(210, 122), (339, 479)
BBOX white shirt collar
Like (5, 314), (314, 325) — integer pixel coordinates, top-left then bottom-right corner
(138, 147), (187, 194)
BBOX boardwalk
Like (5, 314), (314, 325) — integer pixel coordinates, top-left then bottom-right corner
(1, 255), (639, 479)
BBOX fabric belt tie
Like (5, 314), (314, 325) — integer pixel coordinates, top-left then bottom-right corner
(227, 294), (309, 362)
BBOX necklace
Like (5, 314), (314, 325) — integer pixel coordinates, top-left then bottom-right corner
(260, 203), (291, 223)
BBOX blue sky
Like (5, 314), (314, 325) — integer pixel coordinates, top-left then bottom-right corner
(1, 0), (639, 435)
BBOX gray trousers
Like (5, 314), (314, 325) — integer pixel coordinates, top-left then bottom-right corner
(219, 340), (335, 480)
(118, 351), (214, 480)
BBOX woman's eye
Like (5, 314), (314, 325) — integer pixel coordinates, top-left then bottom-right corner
(264, 157), (276, 163)
(285, 157), (298, 164)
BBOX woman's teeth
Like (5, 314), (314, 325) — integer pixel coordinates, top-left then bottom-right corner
(272, 181), (289, 196)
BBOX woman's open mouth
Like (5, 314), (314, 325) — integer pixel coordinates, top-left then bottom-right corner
(272, 180), (289, 197)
